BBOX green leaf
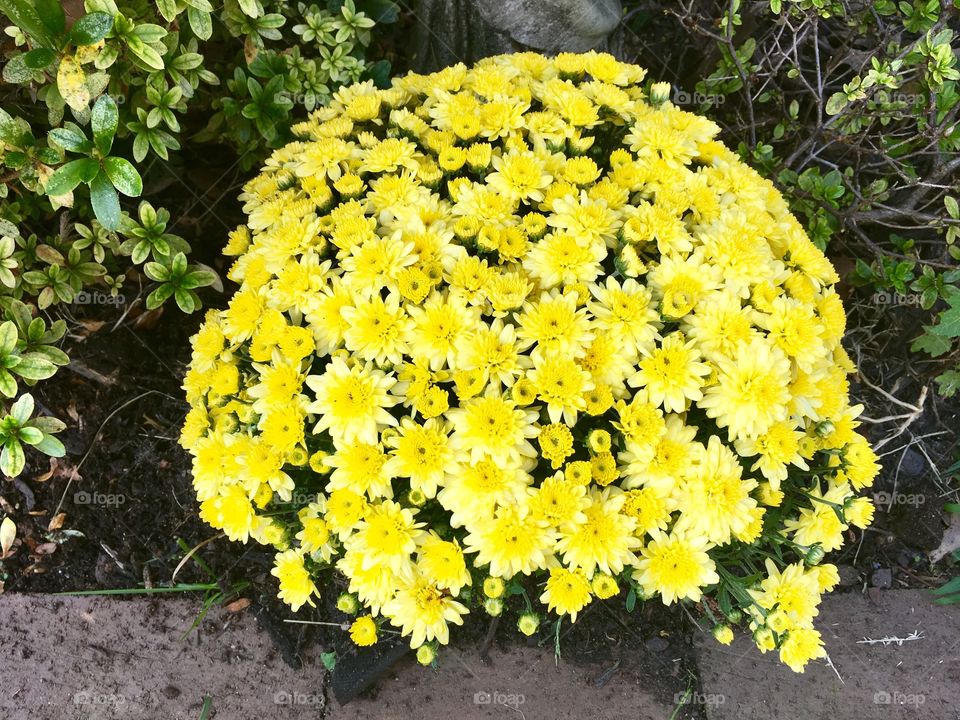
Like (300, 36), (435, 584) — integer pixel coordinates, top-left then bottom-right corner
(187, 6), (212, 40)
(126, 37), (164, 70)
(22, 48), (56, 69)
(930, 295), (960, 338)
(132, 23), (167, 44)
(90, 170), (121, 230)
(9, 393), (34, 424)
(91, 94), (119, 155)
(174, 288), (198, 313)
(180, 269), (217, 289)
(911, 330), (953, 357)
(103, 156), (142, 196)
(0, 321), (18, 357)
(45, 158), (96, 196)
(0, 370), (16, 398)
(0, 107), (20, 145)
(3, 54), (43, 84)
(34, 0), (65, 38)
(155, 0), (178, 21)
(235, 0), (258, 16)
(69, 11), (114, 45)
(143, 261), (169, 281)
(825, 92), (848, 116)
(48, 126), (91, 153)
(1, 438), (25, 478)
(146, 283), (175, 309)
(11, 355), (57, 380)
(934, 576), (960, 596)
(18, 426), (43, 445)
(0, 0), (56, 47)
(946, 196), (960, 220)
(30, 415), (65, 434)
(935, 370), (960, 398)
(320, 651), (337, 671)
(33, 433), (65, 457)
(0, 0), (53, 47)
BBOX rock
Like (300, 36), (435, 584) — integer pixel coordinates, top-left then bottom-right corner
(871, 568), (893, 589)
(644, 636), (669, 653)
(898, 447), (926, 477)
(836, 564), (861, 588)
(412, 0), (623, 73)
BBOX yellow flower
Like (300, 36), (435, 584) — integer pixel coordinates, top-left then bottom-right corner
(540, 567), (592, 622)
(305, 357), (400, 445)
(271, 549), (319, 611)
(634, 529), (719, 605)
(383, 570), (469, 648)
(591, 572), (619, 599)
(349, 616), (379, 646)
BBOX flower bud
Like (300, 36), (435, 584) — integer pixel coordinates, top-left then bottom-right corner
(336, 593), (360, 615)
(517, 612), (540, 637)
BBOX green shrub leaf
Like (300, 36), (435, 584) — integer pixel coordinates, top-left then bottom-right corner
(89, 170), (121, 229)
(1, 438), (25, 478)
(45, 158), (97, 196)
(103, 156), (142, 196)
(91, 94), (119, 155)
(69, 11), (114, 45)
(22, 48), (56, 69)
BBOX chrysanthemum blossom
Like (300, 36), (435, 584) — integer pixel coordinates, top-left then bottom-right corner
(183, 51), (877, 674)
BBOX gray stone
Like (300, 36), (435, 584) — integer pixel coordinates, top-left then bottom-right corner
(871, 568), (893, 589)
(412, 0), (623, 73)
(696, 589), (960, 720)
(836, 564), (862, 588)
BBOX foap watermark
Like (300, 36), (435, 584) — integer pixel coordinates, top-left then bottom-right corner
(870, 291), (922, 307)
(72, 290), (126, 307)
(873, 491), (925, 507)
(473, 690), (526, 709)
(673, 691), (726, 706)
(74, 491), (126, 507)
(273, 690), (324, 706)
(673, 89), (725, 106)
(73, 691), (127, 707)
(874, 690), (925, 706)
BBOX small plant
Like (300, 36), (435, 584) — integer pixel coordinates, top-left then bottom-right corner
(182, 52), (881, 674)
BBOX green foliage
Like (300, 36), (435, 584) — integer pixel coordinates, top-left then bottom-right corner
(0, 392), (65, 477)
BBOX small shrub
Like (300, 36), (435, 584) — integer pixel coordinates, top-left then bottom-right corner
(182, 52), (881, 672)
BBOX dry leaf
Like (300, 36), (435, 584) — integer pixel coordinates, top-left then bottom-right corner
(48, 512), (67, 532)
(225, 598), (252, 613)
(0, 517), (16, 557)
(34, 542), (58, 555)
(35, 457), (59, 483)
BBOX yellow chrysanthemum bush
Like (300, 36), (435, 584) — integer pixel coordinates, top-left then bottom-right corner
(181, 51), (882, 672)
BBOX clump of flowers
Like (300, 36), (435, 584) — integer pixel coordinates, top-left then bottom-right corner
(181, 51), (881, 672)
